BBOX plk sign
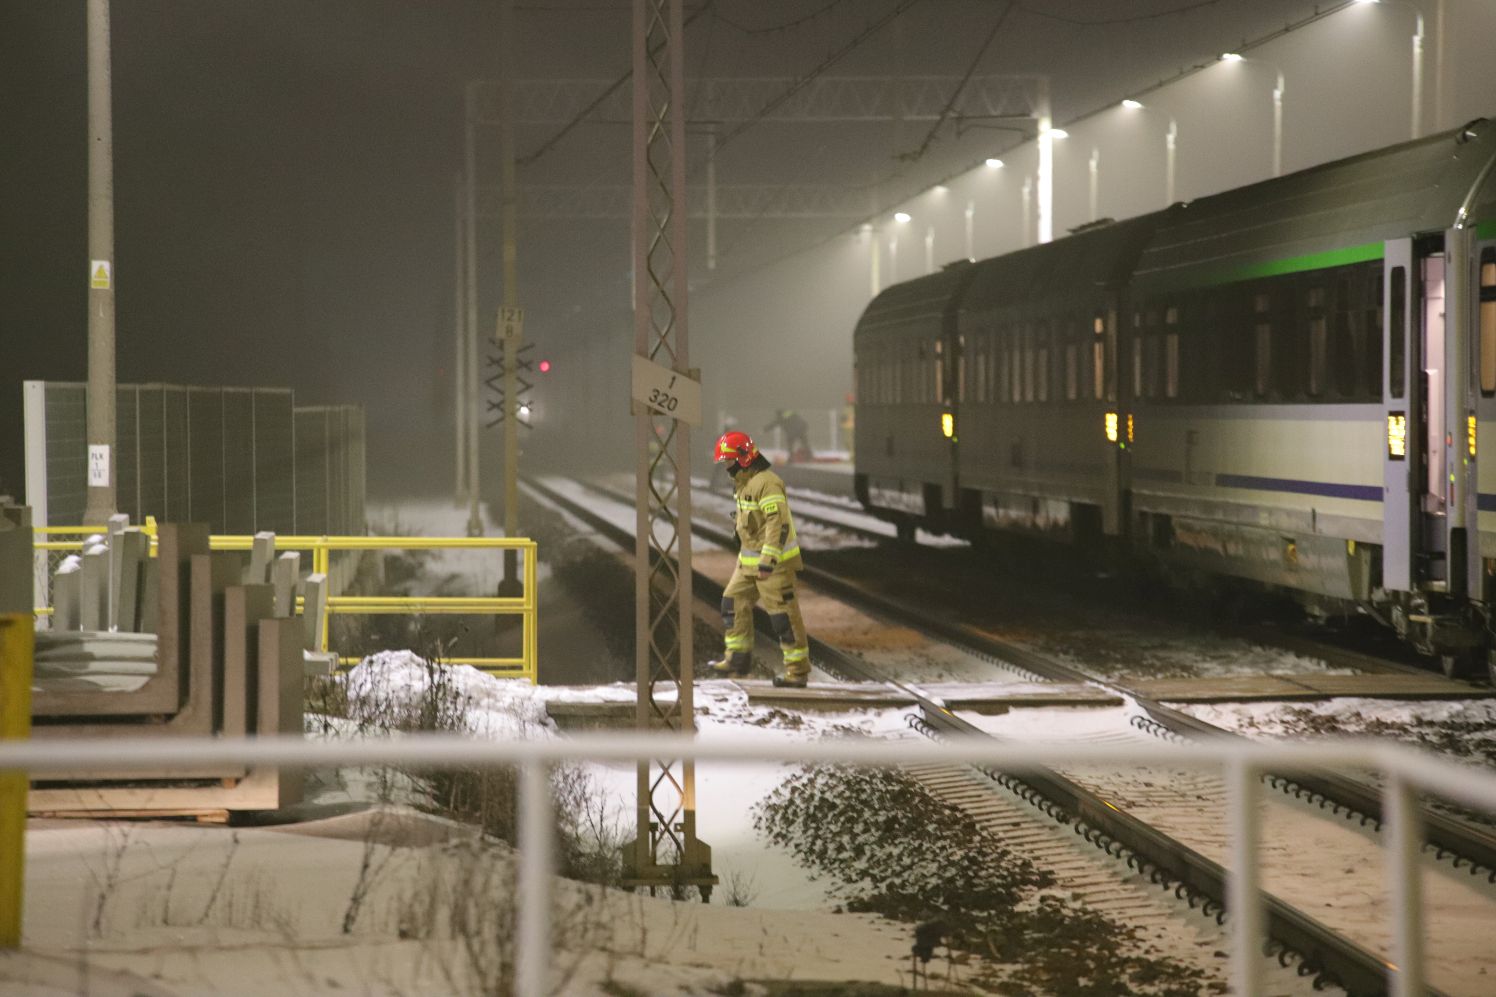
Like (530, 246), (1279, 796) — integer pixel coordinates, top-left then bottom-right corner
(88, 445), (110, 487)
(631, 355), (701, 426)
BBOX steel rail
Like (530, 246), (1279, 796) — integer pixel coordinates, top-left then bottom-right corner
(529, 476), (1440, 995)
(689, 478), (1496, 874)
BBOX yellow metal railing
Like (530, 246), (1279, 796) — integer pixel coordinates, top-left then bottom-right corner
(32, 529), (538, 681)
(0, 612), (32, 947)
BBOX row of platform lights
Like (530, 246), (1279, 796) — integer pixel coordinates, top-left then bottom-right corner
(859, 0), (1428, 288)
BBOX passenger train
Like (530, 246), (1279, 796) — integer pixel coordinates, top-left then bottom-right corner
(852, 118), (1496, 677)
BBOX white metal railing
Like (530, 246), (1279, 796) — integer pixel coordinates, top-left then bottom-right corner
(3, 733), (1494, 996)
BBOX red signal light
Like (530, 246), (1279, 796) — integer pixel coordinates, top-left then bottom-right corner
(538, 360), (551, 373)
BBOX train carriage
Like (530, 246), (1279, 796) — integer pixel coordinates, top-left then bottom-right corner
(853, 117), (1496, 674)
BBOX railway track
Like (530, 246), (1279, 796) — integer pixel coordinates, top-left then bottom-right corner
(526, 474), (1496, 995)
(687, 476), (1496, 866)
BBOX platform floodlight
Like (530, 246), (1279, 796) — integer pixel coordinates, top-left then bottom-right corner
(894, 211), (912, 224)
(1220, 52), (1244, 62)
(1049, 128), (1069, 139)
(1122, 98), (1144, 110)
(933, 184), (949, 195)
(985, 158), (1004, 169)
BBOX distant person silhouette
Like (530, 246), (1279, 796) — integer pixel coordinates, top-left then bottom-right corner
(764, 409), (811, 463)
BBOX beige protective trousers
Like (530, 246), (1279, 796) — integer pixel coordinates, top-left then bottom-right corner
(721, 565), (810, 681)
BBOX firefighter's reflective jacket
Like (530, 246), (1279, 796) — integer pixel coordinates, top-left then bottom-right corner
(732, 466), (802, 573)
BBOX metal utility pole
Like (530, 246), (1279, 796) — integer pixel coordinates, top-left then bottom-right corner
(705, 123), (718, 271)
(497, 0), (523, 590)
(463, 85), (482, 536)
(622, 0), (715, 901)
(454, 174), (468, 506)
(1036, 78), (1053, 245)
(83, 0), (117, 525)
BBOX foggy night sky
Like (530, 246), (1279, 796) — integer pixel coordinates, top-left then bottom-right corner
(1, 0), (1476, 501)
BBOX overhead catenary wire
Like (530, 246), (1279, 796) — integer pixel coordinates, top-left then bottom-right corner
(713, 0), (853, 36)
(1010, 0), (1226, 27)
(516, 1), (715, 168)
(712, 0), (924, 155)
(698, 0), (1365, 283)
(897, 0), (1015, 164)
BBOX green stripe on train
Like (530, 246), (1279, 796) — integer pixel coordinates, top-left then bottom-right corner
(1218, 241), (1385, 283)
(1478, 219), (1496, 240)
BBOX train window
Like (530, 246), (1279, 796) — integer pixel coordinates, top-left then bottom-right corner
(1165, 333), (1180, 399)
(1331, 309), (1356, 398)
(1037, 344), (1050, 401)
(1094, 314), (1104, 335)
(1390, 266), (1406, 400)
(1066, 344), (1079, 401)
(1305, 282), (1328, 398)
(1011, 340), (1021, 402)
(1145, 334), (1162, 399)
(1480, 249), (1496, 396)
(1165, 306), (1179, 326)
(1093, 340), (1105, 400)
(1255, 320), (1272, 397)
(1308, 315), (1327, 396)
(1367, 269), (1384, 400)
(1023, 328), (1035, 402)
(1132, 338), (1143, 398)
(934, 339), (944, 404)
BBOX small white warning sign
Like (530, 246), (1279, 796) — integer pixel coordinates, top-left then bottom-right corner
(90, 260), (112, 290)
(499, 307), (524, 341)
(88, 445), (110, 487)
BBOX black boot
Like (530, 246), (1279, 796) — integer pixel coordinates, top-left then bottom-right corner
(707, 652), (751, 677)
(772, 674), (807, 688)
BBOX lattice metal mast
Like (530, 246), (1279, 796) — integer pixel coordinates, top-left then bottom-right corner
(622, 0), (714, 900)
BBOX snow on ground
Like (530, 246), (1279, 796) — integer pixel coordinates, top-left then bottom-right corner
(1028, 623), (1359, 681)
(9, 656), (948, 996)
(1180, 696), (1496, 768)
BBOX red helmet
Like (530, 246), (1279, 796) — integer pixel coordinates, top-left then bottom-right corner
(713, 430), (759, 468)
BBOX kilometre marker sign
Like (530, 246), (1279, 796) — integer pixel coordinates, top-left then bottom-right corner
(631, 355), (701, 426)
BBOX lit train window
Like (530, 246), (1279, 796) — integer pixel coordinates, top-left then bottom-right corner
(1480, 249), (1496, 396)
(1094, 314), (1104, 335)
(1093, 340), (1105, 400)
(1066, 344), (1079, 401)
(1166, 333), (1180, 399)
(1390, 267), (1406, 400)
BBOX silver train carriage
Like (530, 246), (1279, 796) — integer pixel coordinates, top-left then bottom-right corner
(853, 118), (1496, 675)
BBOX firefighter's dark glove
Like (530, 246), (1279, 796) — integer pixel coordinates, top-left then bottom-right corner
(757, 564), (773, 580)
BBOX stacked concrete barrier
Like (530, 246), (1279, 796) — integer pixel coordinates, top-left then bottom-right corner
(26, 517), (307, 818)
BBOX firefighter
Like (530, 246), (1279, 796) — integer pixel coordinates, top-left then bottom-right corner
(707, 429), (811, 687)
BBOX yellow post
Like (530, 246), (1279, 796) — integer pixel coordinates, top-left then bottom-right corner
(0, 613), (33, 948)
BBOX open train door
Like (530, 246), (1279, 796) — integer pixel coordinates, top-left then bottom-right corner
(1382, 239), (1417, 591)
